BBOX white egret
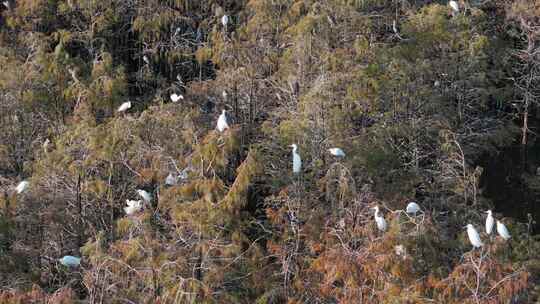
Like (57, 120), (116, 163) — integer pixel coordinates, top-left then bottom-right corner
(43, 138), (50, 152)
(449, 0), (459, 13)
(136, 189), (151, 202)
(485, 210), (494, 235)
(372, 206), (387, 232)
(2, 1), (9, 9)
(143, 55), (150, 65)
(466, 224), (483, 248)
(59, 255), (81, 267)
(221, 15), (229, 27)
(165, 173), (177, 186)
(217, 109), (229, 132)
(496, 220), (511, 240)
(406, 202), (421, 215)
(170, 93), (183, 102)
(117, 101), (132, 112)
(15, 181), (29, 194)
(328, 147), (345, 157)
(394, 244), (406, 256)
(290, 144), (302, 174)
(124, 199), (143, 215)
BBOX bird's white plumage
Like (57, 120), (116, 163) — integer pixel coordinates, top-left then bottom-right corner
(124, 199), (143, 215)
(15, 181), (29, 194)
(170, 93), (183, 102)
(59, 255), (81, 267)
(290, 144), (302, 174)
(485, 210), (494, 235)
(496, 220), (511, 240)
(373, 206), (387, 231)
(328, 147), (345, 157)
(217, 110), (229, 132)
(165, 173), (177, 186)
(406, 202), (421, 215)
(136, 189), (151, 202)
(466, 224), (483, 248)
(221, 15), (229, 27)
(117, 101), (131, 112)
(143, 55), (150, 64)
(449, 0), (459, 13)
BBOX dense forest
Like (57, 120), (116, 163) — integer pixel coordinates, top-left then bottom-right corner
(1, 0), (540, 303)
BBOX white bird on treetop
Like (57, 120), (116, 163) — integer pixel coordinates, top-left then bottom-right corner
(290, 144), (302, 174)
(217, 109), (229, 132)
(165, 173), (178, 186)
(485, 210), (494, 235)
(143, 55), (150, 64)
(372, 206), (387, 232)
(406, 202), (421, 215)
(136, 189), (151, 202)
(124, 199), (143, 215)
(170, 93), (183, 102)
(59, 255), (81, 267)
(449, 0), (459, 13)
(117, 101), (132, 112)
(328, 147), (345, 157)
(221, 15), (229, 27)
(496, 220), (511, 240)
(15, 181), (29, 194)
(465, 224), (483, 248)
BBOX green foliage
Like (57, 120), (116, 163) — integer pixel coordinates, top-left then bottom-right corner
(1, 0), (539, 302)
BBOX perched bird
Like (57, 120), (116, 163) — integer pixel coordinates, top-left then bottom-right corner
(2, 1), (9, 9)
(165, 173), (178, 186)
(372, 206), (387, 232)
(221, 15), (229, 27)
(117, 101), (132, 113)
(496, 220), (511, 240)
(217, 109), (229, 132)
(143, 55), (150, 65)
(290, 144), (302, 174)
(449, 0), (459, 13)
(485, 210), (494, 235)
(59, 255), (81, 267)
(328, 147), (346, 157)
(15, 181), (29, 194)
(124, 199), (143, 215)
(406, 202), (421, 215)
(394, 244), (406, 256)
(170, 93), (183, 102)
(43, 138), (50, 152)
(136, 189), (151, 202)
(466, 224), (483, 248)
